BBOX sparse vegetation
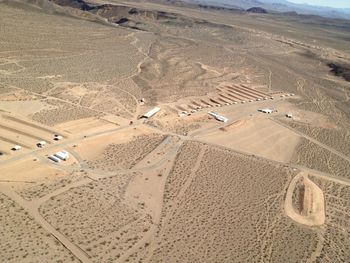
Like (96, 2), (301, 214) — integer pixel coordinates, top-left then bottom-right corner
(0, 193), (77, 262)
(0, 0), (350, 262)
(87, 134), (166, 171)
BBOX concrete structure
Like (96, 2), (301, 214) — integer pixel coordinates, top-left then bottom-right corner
(208, 111), (228, 123)
(141, 107), (160, 118)
(258, 109), (273, 114)
(48, 155), (61, 163)
(54, 150), (69, 161)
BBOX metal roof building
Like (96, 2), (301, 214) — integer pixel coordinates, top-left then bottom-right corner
(54, 150), (69, 161)
(142, 107), (161, 118)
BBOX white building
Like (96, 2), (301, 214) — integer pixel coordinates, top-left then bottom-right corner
(141, 107), (160, 118)
(208, 111), (228, 123)
(54, 150), (69, 161)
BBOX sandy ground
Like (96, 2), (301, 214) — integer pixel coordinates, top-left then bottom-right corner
(284, 172), (325, 226)
(55, 117), (118, 135)
(198, 116), (301, 162)
(0, 0), (350, 262)
(73, 125), (157, 162)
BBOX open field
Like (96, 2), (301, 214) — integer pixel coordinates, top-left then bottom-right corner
(86, 133), (166, 171)
(307, 175), (350, 262)
(140, 144), (318, 263)
(0, 192), (78, 262)
(292, 137), (350, 179)
(198, 116), (301, 162)
(39, 173), (152, 262)
(0, 0), (350, 262)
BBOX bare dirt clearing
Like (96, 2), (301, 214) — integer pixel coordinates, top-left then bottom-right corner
(285, 172), (325, 226)
(199, 116), (301, 162)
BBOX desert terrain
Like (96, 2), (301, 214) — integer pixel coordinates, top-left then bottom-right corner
(0, 0), (349, 262)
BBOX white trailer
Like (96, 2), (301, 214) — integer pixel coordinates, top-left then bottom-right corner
(208, 111), (228, 123)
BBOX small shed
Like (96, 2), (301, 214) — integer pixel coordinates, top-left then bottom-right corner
(54, 135), (63, 141)
(178, 111), (188, 117)
(37, 141), (47, 148)
(12, 145), (22, 151)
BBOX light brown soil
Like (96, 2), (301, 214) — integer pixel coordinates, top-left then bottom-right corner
(17, 171), (87, 201)
(0, 193), (78, 262)
(307, 175), (350, 262)
(39, 173), (152, 263)
(199, 117), (301, 162)
(87, 133), (166, 171)
(292, 137), (350, 179)
(1, 0), (350, 262)
(284, 172), (325, 226)
(143, 144), (317, 263)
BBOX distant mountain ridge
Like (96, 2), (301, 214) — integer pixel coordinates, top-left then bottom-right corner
(184, 0), (350, 19)
(246, 7), (267, 13)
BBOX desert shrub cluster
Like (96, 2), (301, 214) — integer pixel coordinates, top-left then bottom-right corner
(18, 171), (86, 201)
(293, 138), (350, 179)
(145, 144), (316, 262)
(39, 173), (151, 262)
(87, 133), (166, 171)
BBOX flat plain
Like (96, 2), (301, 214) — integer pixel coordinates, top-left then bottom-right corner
(0, 0), (349, 262)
